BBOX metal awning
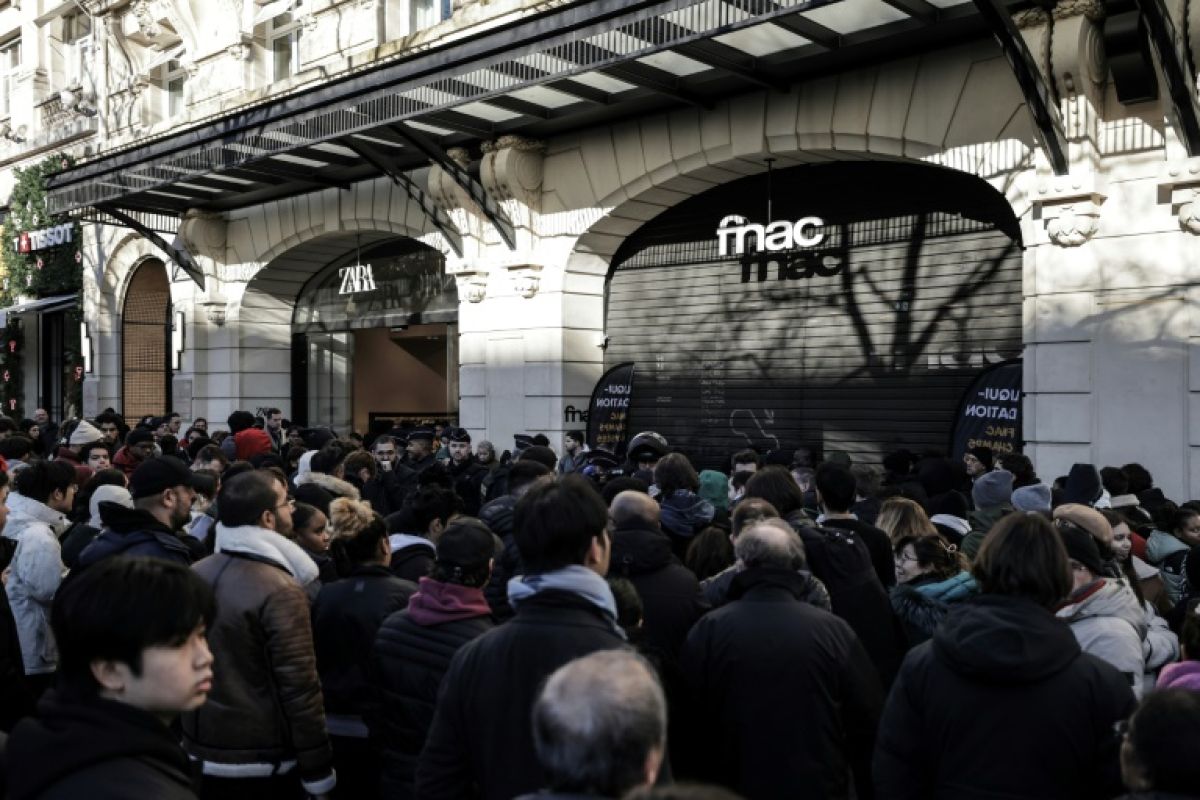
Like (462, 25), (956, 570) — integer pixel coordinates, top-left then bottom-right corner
(43, 0), (1111, 229)
(0, 294), (78, 327)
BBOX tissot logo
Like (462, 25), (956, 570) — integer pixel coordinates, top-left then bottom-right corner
(338, 264), (377, 295)
(12, 223), (73, 254)
(716, 214), (825, 256)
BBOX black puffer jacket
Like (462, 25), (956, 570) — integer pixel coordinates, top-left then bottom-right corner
(679, 568), (883, 799)
(415, 590), (626, 800)
(312, 564), (417, 718)
(479, 496), (520, 620)
(76, 503), (193, 568)
(873, 594), (1136, 800)
(370, 580), (494, 799)
(609, 525), (707, 658)
(7, 692), (196, 800)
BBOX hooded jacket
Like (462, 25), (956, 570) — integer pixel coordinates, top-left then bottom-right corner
(890, 571), (978, 647)
(6, 692), (196, 800)
(609, 524), (708, 658)
(3, 493), (68, 675)
(370, 578), (495, 799)
(112, 446), (144, 478)
(659, 490), (714, 555)
(293, 470), (361, 502)
(680, 568), (883, 800)
(873, 594), (1136, 800)
(76, 503), (192, 569)
(181, 523), (334, 796)
(1056, 578), (1147, 698)
(1145, 530), (1191, 604)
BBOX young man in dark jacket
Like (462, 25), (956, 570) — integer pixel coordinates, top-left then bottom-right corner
(416, 475), (626, 800)
(680, 521), (883, 799)
(182, 470), (336, 799)
(385, 485), (461, 582)
(816, 462), (895, 589)
(371, 517), (497, 797)
(444, 427), (490, 516)
(5, 557), (214, 800)
(608, 489), (707, 659)
(76, 457), (199, 568)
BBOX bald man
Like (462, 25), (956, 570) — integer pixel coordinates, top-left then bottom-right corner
(680, 521), (883, 798)
(608, 489), (707, 658)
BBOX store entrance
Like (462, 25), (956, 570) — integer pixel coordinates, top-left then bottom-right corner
(290, 238), (458, 434)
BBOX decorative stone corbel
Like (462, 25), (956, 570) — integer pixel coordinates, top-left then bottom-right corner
(1034, 173), (1107, 246)
(481, 135), (545, 249)
(445, 259), (490, 303)
(1160, 159), (1200, 235)
(507, 264), (542, 299)
(298, 14), (319, 32)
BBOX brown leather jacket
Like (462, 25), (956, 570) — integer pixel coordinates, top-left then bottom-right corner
(181, 527), (333, 792)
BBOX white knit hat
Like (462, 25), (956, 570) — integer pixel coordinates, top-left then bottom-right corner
(68, 418), (105, 446)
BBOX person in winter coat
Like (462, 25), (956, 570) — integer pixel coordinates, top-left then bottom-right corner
(873, 511), (1136, 800)
(607, 490), (707, 659)
(1116, 689), (1200, 799)
(5, 557), (214, 800)
(478, 460), (552, 619)
(444, 427), (489, 517)
(312, 498), (417, 799)
(371, 518), (496, 798)
(654, 454), (715, 561)
(1053, 519), (1149, 699)
(415, 475), (626, 800)
(1104, 510), (1172, 613)
(182, 470), (336, 799)
(60, 482), (131, 569)
(818, 463), (896, 589)
(76, 457), (200, 569)
(680, 522), (883, 799)
(386, 484), (461, 583)
(3, 460), (76, 694)
(112, 429), (156, 479)
(960, 469), (1014, 560)
(1145, 505), (1200, 604)
(0, 471), (34, 732)
(1157, 598), (1200, 690)
(890, 534), (977, 647)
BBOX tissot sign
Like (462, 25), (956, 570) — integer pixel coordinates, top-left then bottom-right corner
(716, 214), (843, 283)
(13, 223), (74, 254)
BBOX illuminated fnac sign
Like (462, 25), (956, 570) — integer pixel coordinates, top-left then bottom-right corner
(716, 214), (825, 256)
(13, 223), (74, 254)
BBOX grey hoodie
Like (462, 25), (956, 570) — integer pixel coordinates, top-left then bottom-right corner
(1057, 578), (1146, 699)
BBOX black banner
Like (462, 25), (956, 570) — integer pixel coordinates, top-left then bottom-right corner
(950, 359), (1023, 460)
(587, 362), (635, 456)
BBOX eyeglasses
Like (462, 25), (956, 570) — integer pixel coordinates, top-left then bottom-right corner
(897, 551), (920, 564)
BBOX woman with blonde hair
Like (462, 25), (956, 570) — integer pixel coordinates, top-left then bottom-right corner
(876, 496), (937, 544)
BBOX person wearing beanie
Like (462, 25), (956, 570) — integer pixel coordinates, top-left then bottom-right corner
(1011, 483), (1052, 514)
(961, 470), (1014, 560)
(66, 419), (104, 451)
(963, 447), (993, 480)
(1055, 519), (1148, 699)
(219, 411), (257, 461)
(112, 429), (157, 479)
(697, 469), (730, 513)
(1063, 463), (1106, 507)
(927, 491), (971, 547)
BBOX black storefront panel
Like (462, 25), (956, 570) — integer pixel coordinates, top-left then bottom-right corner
(603, 162), (1023, 470)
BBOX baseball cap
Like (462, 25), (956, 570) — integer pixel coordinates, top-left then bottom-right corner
(129, 456), (199, 499)
(436, 519), (496, 572)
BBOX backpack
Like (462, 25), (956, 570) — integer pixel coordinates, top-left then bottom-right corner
(787, 516), (881, 604)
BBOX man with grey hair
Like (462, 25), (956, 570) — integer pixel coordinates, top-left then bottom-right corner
(680, 522), (883, 799)
(519, 650), (666, 799)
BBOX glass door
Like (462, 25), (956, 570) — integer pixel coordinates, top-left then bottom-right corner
(307, 331), (353, 433)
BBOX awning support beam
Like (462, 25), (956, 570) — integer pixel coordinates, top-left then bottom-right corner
(388, 122), (518, 251)
(970, 0), (1069, 175)
(98, 204), (207, 289)
(1130, 0), (1200, 156)
(341, 138), (465, 257)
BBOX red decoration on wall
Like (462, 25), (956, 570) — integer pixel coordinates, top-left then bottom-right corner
(3, 370), (10, 382)
(7, 399), (14, 411)
(74, 251), (82, 263)
(35, 257), (43, 270)
(7, 340), (15, 353)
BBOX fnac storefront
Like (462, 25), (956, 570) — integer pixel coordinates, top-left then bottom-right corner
(604, 161), (1023, 469)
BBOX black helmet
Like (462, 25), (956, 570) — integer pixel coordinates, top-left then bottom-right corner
(627, 431), (668, 463)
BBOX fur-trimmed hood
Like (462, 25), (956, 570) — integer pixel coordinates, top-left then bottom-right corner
(214, 523), (319, 586)
(293, 470), (360, 500)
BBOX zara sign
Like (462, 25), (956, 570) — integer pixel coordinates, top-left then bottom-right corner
(338, 263), (377, 295)
(716, 214), (825, 256)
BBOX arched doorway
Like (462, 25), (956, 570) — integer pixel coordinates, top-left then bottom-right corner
(604, 161), (1025, 468)
(121, 258), (171, 424)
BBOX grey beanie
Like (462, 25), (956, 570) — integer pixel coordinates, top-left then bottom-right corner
(1011, 483), (1052, 513)
(972, 469), (1014, 509)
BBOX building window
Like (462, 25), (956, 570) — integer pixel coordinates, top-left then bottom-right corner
(0, 38), (20, 118)
(161, 59), (186, 119)
(411, 0), (451, 31)
(266, 1), (303, 82)
(61, 12), (93, 89)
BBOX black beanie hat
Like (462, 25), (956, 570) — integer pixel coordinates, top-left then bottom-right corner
(969, 447), (995, 471)
(1064, 463), (1103, 506)
(1057, 521), (1105, 576)
(928, 490), (969, 520)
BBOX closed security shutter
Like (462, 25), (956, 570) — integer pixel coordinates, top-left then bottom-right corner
(604, 163), (1023, 470)
(122, 259), (171, 425)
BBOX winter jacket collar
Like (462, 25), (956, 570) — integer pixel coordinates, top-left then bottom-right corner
(1146, 529), (1190, 562)
(7, 691), (191, 800)
(5, 492), (68, 536)
(1056, 577), (1147, 639)
(912, 571), (978, 602)
(509, 565), (623, 637)
(408, 576), (492, 626)
(659, 490), (714, 539)
(930, 513), (971, 536)
(610, 525), (674, 577)
(934, 594), (1083, 684)
(1157, 660), (1200, 691)
(293, 470), (361, 500)
(728, 566), (821, 602)
(97, 502), (176, 537)
(389, 533), (436, 553)
(214, 523), (319, 585)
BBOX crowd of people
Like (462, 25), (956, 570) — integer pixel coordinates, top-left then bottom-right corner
(1, 408), (1199, 800)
